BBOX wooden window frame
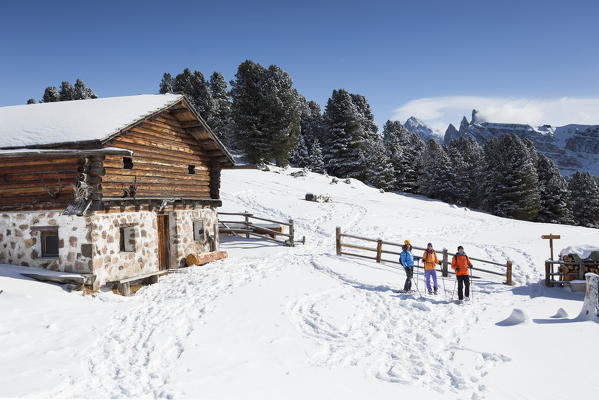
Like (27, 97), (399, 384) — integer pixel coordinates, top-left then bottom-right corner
(193, 220), (204, 242)
(123, 157), (133, 169)
(119, 225), (136, 253)
(40, 229), (59, 258)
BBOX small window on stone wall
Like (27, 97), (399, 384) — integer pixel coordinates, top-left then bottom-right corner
(188, 164), (196, 174)
(119, 225), (136, 252)
(123, 157), (133, 169)
(193, 220), (204, 242)
(41, 229), (59, 258)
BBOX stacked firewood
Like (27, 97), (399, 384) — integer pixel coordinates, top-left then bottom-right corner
(559, 254), (599, 281)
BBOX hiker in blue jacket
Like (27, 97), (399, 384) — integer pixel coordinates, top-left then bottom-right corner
(400, 240), (415, 291)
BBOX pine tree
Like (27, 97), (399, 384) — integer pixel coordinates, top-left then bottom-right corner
(309, 139), (325, 173)
(481, 134), (540, 220)
(73, 79), (97, 100)
(192, 70), (214, 123)
(382, 120), (424, 193)
(536, 154), (574, 224)
(290, 135), (310, 167)
(300, 100), (325, 147)
(568, 171), (599, 228)
(447, 136), (484, 206)
(173, 68), (214, 122)
(208, 71), (233, 145)
(26, 98), (36, 104)
(59, 81), (75, 101)
(322, 89), (373, 180)
(159, 73), (174, 94)
(418, 139), (453, 201)
(364, 135), (395, 191)
(42, 86), (60, 103)
(230, 60), (302, 165)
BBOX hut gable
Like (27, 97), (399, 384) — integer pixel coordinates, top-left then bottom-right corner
(0, 94), (234, 211)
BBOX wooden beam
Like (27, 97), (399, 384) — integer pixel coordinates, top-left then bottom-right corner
(180, 121), (201, 128)
(170, 108), (189, 114)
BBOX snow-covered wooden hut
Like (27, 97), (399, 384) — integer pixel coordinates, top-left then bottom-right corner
(0, 94), (234, 289)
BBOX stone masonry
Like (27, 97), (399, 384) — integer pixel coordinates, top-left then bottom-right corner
(0, 206), (219, 289)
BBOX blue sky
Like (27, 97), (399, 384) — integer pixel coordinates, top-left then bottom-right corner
(1, 0), (598, 131)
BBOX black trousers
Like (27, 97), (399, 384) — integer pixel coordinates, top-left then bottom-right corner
(404, 267), (413, 291)
(457, 275), (470, 300)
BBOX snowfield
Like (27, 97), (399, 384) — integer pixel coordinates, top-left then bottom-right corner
(1, 167), (598, 399)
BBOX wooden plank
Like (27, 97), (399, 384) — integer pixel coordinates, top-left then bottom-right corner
(101, 174), (210, 185)
(247, 223), (291, 238)
(0, 156), (80, 168)
(250, 215), (292, 226)
(109, 141), (209, 164)
(157, 214), (169, 270)
(129, 125), (200, 146)
(4, 172), (79, 183)
(115, 135), (210, 158)
(340, 242), (378, 252)
(340, 232), (379, 243)
(103, 157), (208, 172)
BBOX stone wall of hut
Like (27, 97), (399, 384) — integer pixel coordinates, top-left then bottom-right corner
(0, 207), (220, 288)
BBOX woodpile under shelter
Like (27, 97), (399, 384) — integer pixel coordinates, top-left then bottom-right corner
(0, 94), (234, 289)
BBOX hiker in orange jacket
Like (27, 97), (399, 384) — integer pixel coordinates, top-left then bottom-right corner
(422, 243), (440, 295)
(451, 245), (473, 301)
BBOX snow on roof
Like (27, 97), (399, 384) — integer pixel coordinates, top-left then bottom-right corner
(0, 147), (133, 157)
(0, 94), (183, 148)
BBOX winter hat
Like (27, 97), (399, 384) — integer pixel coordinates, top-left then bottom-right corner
(457, 245), (464, 251)
(404, 240), (411, 245)
(427, 243), (433, 247)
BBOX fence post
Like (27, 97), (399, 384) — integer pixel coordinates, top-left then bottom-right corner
(579, 260), (585, 280)
(289, 219), (295, 247)
(376, 239), (383, 263)
(244, 211), (250, 239)
(545, 261), (551, 286)
(506, 261), (513, 285)
(442, 248), (448, 277)
(335, 227), (342, 255)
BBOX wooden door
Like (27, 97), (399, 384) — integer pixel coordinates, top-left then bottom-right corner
(157, 214), (169, 270)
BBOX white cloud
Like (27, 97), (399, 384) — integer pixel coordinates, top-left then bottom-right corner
(392, 96), (599, 134)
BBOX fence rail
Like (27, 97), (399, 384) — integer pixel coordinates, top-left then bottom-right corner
(335, 227), (513, 285)
(218, 211), (305, 247)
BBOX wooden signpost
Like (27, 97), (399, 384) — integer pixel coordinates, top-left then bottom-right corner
(541, 234), (560, 260)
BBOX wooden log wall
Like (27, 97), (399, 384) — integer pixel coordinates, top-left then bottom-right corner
(102, 113), (213, 199)
(0, 156), (80, 210)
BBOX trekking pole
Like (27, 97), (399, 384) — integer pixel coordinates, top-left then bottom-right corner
(451, 278), (457, 300)
(441, 271), (447, 297)
(414, 260), (422, 298)
(469, 265), (474, 302)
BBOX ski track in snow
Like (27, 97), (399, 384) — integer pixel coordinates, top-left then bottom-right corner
(50, 250), (294, 399)
(49, 170), (523, 399)
(287, 255), (510, 399)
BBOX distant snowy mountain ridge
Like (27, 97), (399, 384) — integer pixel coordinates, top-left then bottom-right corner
(404, 116), (442, 143)
(440, 109), (599, 177)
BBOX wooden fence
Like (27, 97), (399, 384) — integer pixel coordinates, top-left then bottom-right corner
(335, 227), (513, 285)
(218, 211), (305, 247)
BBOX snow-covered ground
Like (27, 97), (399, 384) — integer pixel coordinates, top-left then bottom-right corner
(1, 167), (598, 399)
